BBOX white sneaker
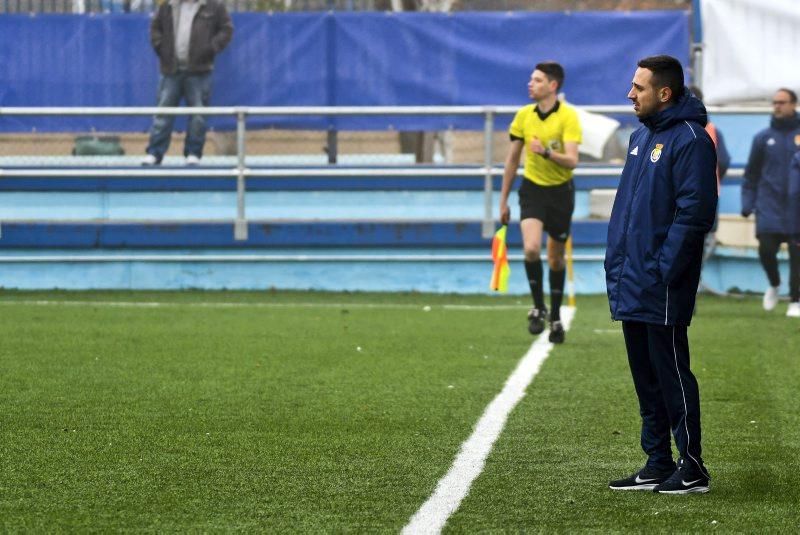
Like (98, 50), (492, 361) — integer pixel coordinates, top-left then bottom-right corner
(141, 154), (158, 166)
(185, 154), (201, 166)
(787, 302), (800, 318)
(763, 286), (779, 311)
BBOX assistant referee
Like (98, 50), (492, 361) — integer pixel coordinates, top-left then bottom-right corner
(498, 61), (582, 343)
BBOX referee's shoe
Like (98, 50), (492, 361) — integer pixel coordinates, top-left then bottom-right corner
(608, 464), (675, 491)
(527, 307), (547, 335)
(653, 457), (710, 494)
(548, 320), (565, 344)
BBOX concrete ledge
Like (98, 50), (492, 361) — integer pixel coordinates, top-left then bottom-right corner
(589, 188), (616, 219)
(716, 214), (758, 248)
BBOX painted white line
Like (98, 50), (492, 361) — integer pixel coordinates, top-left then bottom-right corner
(593, 328), (621, 334)
(0, 299), (530, 312)
(402, 307), (576, 535)
(441, 304), (529, 311)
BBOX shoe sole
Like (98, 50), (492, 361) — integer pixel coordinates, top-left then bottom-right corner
(609, 484), (658, 491)
(655, 486), (709, 494)
(528, 325), (545, 335)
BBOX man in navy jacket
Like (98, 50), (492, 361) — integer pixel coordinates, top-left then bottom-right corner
(786, 152), (800, 317)
(605, 56), (718, 494)
(743, 88), (800, 316)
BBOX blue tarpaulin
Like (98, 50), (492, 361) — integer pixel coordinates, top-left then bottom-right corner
(0, 10), (688, 132)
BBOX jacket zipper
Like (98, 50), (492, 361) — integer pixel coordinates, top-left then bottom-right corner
(613, 129), (653, 318)
(664, 206), (678, 324)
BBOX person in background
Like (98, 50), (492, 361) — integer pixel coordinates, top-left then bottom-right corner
(688, 86), (730, 300)
(784, 151), (800, 317)
(742, 88), (800, 315)
(498, 61), (582, 344)
(605, 55), (717, 494)
(142, 0), (233, 166)
(688, 86), (730, 192)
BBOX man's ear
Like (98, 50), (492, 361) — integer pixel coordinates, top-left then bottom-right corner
(659, 87), (672, 103)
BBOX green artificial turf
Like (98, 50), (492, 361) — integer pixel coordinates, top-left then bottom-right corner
(0, 291), (798, 532)
(447, 295), (800, 533)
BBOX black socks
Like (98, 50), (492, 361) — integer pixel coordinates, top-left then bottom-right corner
(524, 260), (545, 310)
(525, 260), (567, 321)
(549, 268), (566, 321)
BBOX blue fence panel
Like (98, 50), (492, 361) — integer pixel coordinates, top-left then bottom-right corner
(332, 11), (688, 129)
(0, 220), (610, 248)
(0, 10), (689, 132)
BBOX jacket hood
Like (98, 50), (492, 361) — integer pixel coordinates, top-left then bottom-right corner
(640, 89), (708, 132)
(770, 112), (800, 131)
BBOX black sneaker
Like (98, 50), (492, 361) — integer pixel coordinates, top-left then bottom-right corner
(609, 465), (675, 491)
(527, 307), (547, 335)
(653, 458), (710, 494)
(548, 320), (565, 344)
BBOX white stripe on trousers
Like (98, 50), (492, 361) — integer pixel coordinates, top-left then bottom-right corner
(671, 326), (710, 478)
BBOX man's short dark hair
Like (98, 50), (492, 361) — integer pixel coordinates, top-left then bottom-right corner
(777, 87), (798, 103)
(536, 61), (565, 91)
(638, 55), (685, 102)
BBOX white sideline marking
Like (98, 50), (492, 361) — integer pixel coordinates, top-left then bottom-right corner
(403, 307), (576, 535)
(0, 299), (528, 312)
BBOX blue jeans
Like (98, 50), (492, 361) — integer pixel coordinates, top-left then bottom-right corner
(146, 71), (212, 160)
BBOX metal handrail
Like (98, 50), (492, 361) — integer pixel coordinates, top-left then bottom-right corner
(0, 166), (744, 178)
(0, 104), (765, 241)
(0, 104), (773, 115)
(0, 253), (607, 263)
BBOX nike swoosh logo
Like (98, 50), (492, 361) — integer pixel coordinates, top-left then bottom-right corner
(634, 475), (657, 484)
(682, 478), (702, 486)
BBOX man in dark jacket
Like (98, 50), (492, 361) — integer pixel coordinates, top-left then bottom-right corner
(784, 151), (800, 317)
(605, 56), (718, 494)
(142, 0), (233, 166)
(742, 88), (800, 315)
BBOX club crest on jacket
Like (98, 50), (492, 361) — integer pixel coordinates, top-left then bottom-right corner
(650, 143), (664, 163)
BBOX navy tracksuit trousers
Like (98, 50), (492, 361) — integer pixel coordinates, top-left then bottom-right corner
(622, 321), (705, 473)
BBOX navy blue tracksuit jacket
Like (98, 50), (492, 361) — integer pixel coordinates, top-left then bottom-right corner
(790, 152), (800, 236)
(605, 93), (718, 326)
(605, 92), (718, 473)
(743, 114), (800, 235)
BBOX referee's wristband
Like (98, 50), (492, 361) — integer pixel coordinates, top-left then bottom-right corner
(542, 148), (551, 159)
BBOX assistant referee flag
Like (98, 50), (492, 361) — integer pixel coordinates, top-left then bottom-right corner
(490, 225), (510, 292)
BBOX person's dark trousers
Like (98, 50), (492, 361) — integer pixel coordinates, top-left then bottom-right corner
(791, 237), (800, 302)
(758, 233), (785, 288)
(621, 321), (706, 473)
(759, 233), (800, 301)
(146, 71), (212, 160)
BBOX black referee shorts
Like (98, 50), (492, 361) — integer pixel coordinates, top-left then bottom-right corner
(518, 179), (575, 242)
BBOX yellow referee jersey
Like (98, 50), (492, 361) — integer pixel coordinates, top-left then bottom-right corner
(509, 101), (582, 186)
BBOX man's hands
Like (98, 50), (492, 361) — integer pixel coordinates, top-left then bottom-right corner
(500, 201), (510, 225)
(529, 137), (547, 156)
